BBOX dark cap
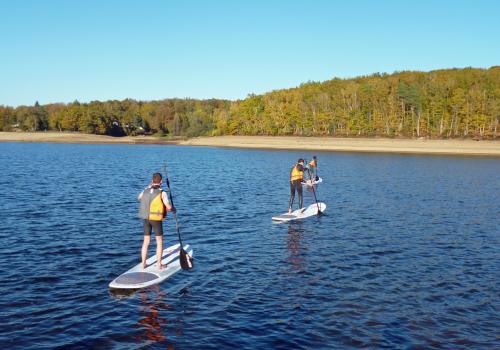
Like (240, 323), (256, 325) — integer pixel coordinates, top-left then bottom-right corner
(313, 156), (317, 159)
(298, 158), (304, 163)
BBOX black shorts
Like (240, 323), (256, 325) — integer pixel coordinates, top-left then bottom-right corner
(143, 220), (163, 236)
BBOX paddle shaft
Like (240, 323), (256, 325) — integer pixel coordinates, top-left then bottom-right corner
(307, 166), (322, 214)
(163, 166), (184, 247)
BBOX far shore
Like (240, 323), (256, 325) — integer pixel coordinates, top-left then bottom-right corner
(180, 136), (500, 156)
(0, 131), (177, 145)
(1, 132), (499, 156)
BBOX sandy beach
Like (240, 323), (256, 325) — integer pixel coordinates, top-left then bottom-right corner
(180, 136), (500, 156)
(0, 132), (175, 145)
(1, 132), (499, 156)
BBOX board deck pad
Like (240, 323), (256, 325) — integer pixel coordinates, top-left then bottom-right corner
(272, 202), (326, 222)
(115, 272), (158, 284)
(109, 243), (193, 289)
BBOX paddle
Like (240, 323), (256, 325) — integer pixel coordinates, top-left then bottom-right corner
(307, 166), (323, 215)
(314, 159), (319, 181)
(163, 165), (193, 270)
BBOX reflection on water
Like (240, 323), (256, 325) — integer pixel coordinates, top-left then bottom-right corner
(109, 287), (141, 299)
(136, 287), (170, 344)
(109, 286), (182, 348)
(285, 223), (306, 273)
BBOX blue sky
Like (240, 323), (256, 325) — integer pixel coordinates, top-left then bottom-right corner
(0, 0), (498, 106)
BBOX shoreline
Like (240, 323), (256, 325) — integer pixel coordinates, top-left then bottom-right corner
(1, 132), (499, 156)
(179, 136), (500, 157)
(0, 132), (178, 145)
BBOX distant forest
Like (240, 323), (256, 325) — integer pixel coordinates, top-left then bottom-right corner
(1, 67), (499, 139)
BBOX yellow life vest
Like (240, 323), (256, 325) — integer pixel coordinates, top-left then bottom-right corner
(290, 164), (304, 181)
(148, 191), (166, 221)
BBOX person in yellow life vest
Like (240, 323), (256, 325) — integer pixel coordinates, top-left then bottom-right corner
(138, 172), (175, 270)
(308, 155), (318, 181)
(288, 158), (308, 213)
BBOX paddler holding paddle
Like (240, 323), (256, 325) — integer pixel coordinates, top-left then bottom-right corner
(138, 172), (176, 270)
(288, 158), (309, 214)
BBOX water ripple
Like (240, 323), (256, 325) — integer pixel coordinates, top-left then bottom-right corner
(0, 143), (498, 349)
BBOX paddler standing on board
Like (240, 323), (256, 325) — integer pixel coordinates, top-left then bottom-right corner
(308, 156), (318, 181)
(288, 158), (308, 214)
(138, 172), (175, 270)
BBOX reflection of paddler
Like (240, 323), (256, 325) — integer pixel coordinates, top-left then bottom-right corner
(286, 224), (305, 272)
(288, 159), (307, 213)
(137, 288), (168, 343)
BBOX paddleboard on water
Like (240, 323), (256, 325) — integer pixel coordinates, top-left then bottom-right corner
(109, 243), (193, 289)
(302, 177), (322, 186)
(272, 202), (326, 222)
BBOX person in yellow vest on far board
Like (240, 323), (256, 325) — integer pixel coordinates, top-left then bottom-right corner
(138, 172), (175, 270)
(288, 158), (309, 213)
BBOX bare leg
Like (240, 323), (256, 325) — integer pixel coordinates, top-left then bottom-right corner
(141, 235), (151, 269)
(156, 235), (163, 270)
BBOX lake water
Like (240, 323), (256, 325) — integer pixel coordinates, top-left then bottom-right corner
(0, 142), (499, 349)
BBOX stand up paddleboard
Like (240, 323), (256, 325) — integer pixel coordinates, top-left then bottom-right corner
(109, 243), (193, 289)
(302, 177), (323, 186)
(272, 202), (326, 222)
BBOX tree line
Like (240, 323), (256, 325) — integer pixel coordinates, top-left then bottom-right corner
(0, 98), (229, 137)
(1, 67), (498, 138)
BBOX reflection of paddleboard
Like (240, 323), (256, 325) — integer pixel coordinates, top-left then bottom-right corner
(272, 202), (326, 222)
(302, 177), (322, 186)
(109, 243), (193, 289)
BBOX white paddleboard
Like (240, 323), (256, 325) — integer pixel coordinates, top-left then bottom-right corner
(272, 202), (326, 222)
(109, 243), (193, 289)
(302, 177), (322, 186)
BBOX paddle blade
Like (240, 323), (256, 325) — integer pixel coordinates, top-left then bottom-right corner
(316, 205), (323, 216)
(179, 249), (193, 270)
